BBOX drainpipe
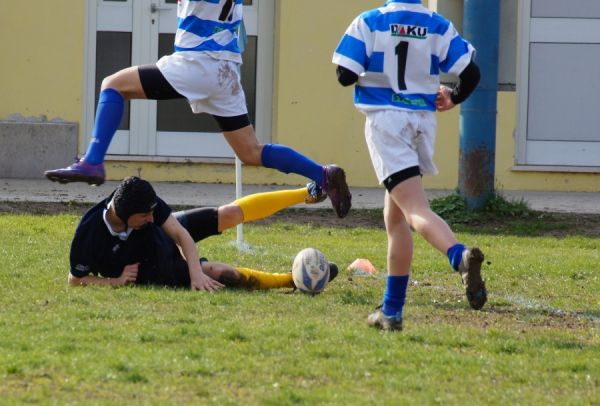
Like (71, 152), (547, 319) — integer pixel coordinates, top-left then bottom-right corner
(459, 0), (500, 209)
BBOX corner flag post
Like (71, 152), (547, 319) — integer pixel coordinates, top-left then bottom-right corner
(235, 19), (249, 251)
(235, 156), (245, 250)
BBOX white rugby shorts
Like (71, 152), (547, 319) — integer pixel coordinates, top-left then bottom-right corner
(156, 52), (248, 117)
(364, 109), (439, 184)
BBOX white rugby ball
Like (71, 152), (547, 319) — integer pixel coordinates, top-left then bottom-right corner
(292, 248), (330, 294)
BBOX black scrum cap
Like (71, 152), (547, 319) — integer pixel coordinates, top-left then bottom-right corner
(113, 176), (157, 224)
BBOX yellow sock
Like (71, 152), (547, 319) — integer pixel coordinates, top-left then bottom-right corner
(236, 267), (295, 290)
(233, 188), (307, 222)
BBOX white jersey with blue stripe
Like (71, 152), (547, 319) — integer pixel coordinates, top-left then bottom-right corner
(333, 0), (475, 112)
(175, 0), (243, 63)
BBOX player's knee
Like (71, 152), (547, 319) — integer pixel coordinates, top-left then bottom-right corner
(217, 204), (243, 231)
(101, 73), (134, 98)
(237, 153), (255, 165)
(224, 126), (263, 164)
(101, 74), (121, 91)
(236, 144), (263, 165)
(217, 268), (244, 288)
(404, 212), (422, 229)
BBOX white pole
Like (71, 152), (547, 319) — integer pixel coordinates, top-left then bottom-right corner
(235, 20), (249, 252)
(235, 156), (244, 249)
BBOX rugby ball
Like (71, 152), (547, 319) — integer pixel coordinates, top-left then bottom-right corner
(292, 248), (330, 294)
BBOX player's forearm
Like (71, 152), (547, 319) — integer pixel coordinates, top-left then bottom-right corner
(176, 234), (203, 276)
(450, 61), (480, 105)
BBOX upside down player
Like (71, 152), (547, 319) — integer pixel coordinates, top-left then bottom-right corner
(46, 0), (352, 219)
(333, 0), (486, 331)
(68, 176), (337, 291)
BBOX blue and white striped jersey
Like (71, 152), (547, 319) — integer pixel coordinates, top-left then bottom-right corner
(333, 0), (475, 112)
(175, 0), (243, 62)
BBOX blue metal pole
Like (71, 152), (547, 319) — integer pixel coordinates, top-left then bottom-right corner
(459, 0), (500, 209)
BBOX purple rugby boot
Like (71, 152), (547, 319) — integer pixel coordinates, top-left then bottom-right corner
(44, 159), (105, 186)
(323, 165), (352, 218)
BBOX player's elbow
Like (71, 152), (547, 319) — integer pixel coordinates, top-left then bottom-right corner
(465, 61), (481, 88)
(336, 66), (358, 87)
(68, 273), (84, 287)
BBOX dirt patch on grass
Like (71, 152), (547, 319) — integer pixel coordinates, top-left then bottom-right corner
(406, 283), (599, 335)
(252, 208), (386, 229)
(414, 306), (598, 339)
(256, 208), (600, 237)
(0, 201), (91, 215)
(0, 201), (385, 228)
(1, 201), (599, 237)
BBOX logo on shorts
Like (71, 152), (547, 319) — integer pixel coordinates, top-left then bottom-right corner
(390, 24), (427, 39)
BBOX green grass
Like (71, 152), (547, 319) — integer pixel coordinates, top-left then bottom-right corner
(0, 209), (598, 405)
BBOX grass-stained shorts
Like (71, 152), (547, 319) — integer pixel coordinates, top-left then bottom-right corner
(364, 109), (439, 184)
(156, 51), (248, 117)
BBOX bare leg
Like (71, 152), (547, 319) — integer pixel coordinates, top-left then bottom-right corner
(200, 261), (294, 289)
(216, 205), (244, 232)
(101, 66), (148, 100)
(367, 192), (414, 331)
(384, 192), (413, 276)
(223, 125), (264, 165)
(200, 261), (243, 286)
(388, 176), (458, 255)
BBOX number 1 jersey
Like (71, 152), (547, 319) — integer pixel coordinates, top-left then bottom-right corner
(332, 0), (475, 112)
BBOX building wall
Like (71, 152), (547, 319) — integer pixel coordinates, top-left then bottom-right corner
(0, 1), (85, 123)
(434, 92), (600, 192)
(0, 0), (597, 192)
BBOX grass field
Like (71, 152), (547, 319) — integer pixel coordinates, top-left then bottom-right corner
(0, 204), (598, 405)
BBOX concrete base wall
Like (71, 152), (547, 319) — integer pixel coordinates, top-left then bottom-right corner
(0, 121), (78, 179)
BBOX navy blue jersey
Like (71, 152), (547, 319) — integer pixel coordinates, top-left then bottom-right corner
(70, 194), (190, 286)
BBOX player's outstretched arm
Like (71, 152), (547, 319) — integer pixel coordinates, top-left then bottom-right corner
(68, 263), (138, 287)
(162, 215), (224, 292)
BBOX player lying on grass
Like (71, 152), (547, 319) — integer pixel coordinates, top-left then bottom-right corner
(68, 176), (337, 291)
(333, 0), (486, 331)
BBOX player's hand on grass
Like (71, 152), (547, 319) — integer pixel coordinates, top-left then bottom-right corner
(436, 85), (455, 112)
(190, 270), (224, 292)
(116, 263), (139, 286)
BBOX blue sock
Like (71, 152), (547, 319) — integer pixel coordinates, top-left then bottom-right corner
(447, 243), (466, 271)
(261, 144), (324, 185)
(382, 275), (409, 318)
(84, 88), (124, 165)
